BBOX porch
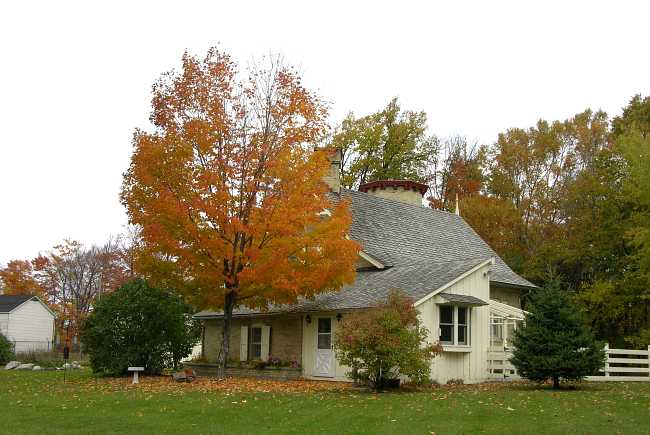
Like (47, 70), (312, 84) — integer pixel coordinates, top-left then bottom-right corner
(487, 299), (525, 379)
(202, 314), (303, 367)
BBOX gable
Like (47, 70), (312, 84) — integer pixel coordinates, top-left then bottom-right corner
(0, 295), (32, 313)
(0, 296), (56, 317)
(10, 298), (56, 319)
(413, 259), (492, 307)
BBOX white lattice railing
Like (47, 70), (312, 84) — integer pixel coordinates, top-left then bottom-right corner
(487, 350), (519, 379)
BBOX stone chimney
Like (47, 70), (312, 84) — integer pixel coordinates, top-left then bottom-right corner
(358, 179), (428, 206)
(318, 147), (341, 194)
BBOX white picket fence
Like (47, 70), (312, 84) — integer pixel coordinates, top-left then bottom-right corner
(586, 344), (650, 382)
(487, 345), (650, 382)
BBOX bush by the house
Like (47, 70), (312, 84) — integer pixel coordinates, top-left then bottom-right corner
(510, 276), (606, 388)
(0, 333), (14, 364)
(333, 289), (441, 390)
(81, 279), (200, 375)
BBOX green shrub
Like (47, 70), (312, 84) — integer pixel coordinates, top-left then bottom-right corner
(333, 289), (441, 390)
(81, 279), (200, 375)
(0, 333), (14, 364)
(511, 276), (606, 388)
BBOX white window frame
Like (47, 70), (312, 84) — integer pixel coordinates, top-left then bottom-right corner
(250, 326), (262, 360)
(438, 305), (471, 347)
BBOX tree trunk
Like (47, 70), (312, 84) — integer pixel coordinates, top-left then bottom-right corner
(217, 290), (236, 378)
(552, 376), (560, 389)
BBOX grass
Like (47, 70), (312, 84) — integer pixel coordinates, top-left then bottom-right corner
(1, 370), (649, 435)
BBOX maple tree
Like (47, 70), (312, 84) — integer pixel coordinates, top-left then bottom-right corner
(0, 259), (44, 297)
(121, 49), (359, 374)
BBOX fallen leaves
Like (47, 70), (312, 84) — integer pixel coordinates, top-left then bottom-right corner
(52, 375), (355, 395)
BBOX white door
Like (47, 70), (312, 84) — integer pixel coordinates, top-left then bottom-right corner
(315, 317), (334, 377)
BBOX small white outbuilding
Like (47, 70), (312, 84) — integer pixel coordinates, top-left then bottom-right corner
(0, 295), (56, 353)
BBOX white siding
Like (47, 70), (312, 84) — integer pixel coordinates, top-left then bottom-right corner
(0, 313), (8, 337)
(6, 300), (55, 353)
(416, 262), (491, 384)
(300, 262), (493, 384)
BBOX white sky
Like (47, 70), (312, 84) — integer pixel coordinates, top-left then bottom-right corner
(1, 0), (648, 264)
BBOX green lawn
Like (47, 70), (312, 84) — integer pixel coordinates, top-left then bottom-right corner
(1, 370), (649, 435)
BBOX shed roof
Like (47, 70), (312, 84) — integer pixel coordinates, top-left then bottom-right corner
(0, 295), (34, 313)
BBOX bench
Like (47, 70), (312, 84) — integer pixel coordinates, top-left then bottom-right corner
(128, 366), (144, 384)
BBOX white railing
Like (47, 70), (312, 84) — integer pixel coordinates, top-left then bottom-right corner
(487, 345), (650, 382)
(11, 340), (54, 354)
(586, 344), (650, 382)
(487, 350), (520, 379)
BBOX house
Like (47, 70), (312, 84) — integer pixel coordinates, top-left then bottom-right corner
(0, 295), (56, 353)
(194, 150), (535, 384)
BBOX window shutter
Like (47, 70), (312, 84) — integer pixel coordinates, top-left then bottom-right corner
(240, 325), (248, 361)
(261, 325), (271, 361)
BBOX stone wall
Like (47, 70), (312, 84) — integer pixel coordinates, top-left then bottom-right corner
(203, 315), (302, 363)
(184, 362), (302, 381)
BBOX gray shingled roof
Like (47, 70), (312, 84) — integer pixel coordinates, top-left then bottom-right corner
(0, 295), (33, 313)
(342, 188), (534, 289)
(195, 188), (534, 319)
(195, 258), (489, 319)
(438, 292), (488, 306)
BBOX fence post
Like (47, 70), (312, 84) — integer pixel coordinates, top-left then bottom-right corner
(604, 343), (610, 377)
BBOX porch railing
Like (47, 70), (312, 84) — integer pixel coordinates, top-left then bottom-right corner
(487, 350), (519, 379)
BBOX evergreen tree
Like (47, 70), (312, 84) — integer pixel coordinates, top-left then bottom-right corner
(510, 276), (606, 388)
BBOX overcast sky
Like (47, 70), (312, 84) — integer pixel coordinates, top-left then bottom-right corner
(1, 1), (648, 264)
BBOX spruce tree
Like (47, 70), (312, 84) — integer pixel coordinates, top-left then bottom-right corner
(511, 276), (606, 388)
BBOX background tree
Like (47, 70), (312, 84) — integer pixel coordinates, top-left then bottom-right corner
(427, 136), (487, 209)
(81, 279), (199, 375)
(510, 275), (606, 388)
(0, 260), (44, 297)
(330, 98), (438, 189)
(326, 94), (649, 347)
(333, 290), (440, 389)
(34, 239), (129, 347)
(121, 49), (359, 376)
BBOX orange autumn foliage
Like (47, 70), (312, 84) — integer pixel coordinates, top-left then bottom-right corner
(0, 260), (44, 297)
(120, 49), (359, 368)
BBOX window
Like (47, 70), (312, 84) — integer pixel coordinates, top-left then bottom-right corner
(439, 305), (471, 346)
(457, 307), (468, 345)
(439, 306), (454, 345)
(317, 318), (332, 350)
(250, 327), (262, 359)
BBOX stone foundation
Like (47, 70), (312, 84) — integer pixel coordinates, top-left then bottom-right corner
(184, 362), (302, 381)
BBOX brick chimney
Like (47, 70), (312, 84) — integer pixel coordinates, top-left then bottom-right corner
(318, 147), (341, 194)
(358, 179), (428, 206)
